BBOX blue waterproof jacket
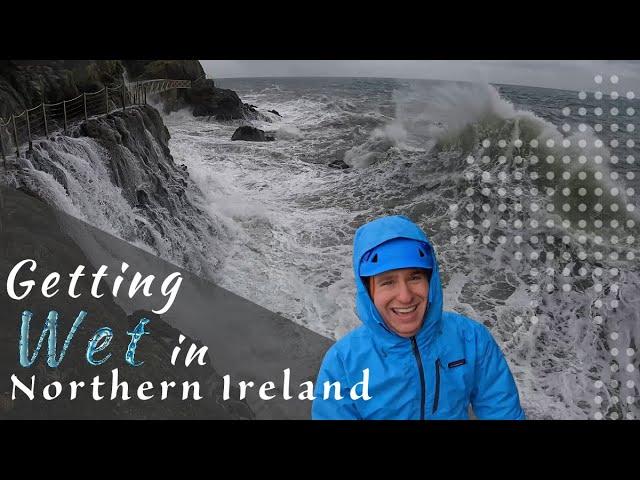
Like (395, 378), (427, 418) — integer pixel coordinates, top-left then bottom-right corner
(312, 215), (525, 420)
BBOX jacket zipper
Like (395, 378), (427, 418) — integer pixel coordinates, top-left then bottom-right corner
(432, 358), (441, 414)
(410, 336), (426, 420)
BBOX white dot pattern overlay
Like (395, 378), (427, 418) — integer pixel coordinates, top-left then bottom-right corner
(447, 74), (638, 420)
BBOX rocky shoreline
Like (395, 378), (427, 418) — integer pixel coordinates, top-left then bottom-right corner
(0, 60), (334, 419)
(0, 60), (287, 151)
(0, 59), (285, 279)
(0, 61), (252, 419)
(0, 60), (261, 121)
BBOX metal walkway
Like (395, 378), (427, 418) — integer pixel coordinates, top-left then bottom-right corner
(0, 78), (192, 160)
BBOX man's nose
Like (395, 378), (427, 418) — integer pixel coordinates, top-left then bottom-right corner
(395, 281), (413, 303)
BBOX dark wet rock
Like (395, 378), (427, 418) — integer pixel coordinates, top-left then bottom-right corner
(0, 60), (125, 120)
(231, 125), (275, 142)
(121, 60), (204, 83)
(0, 60), (260, 124)
(0, 186), (253, 419)
(189, 81), (247, 119)
(163, 78), (262, 121)
(74, 105), (191, 213)
(328, 159), (350, 169)
(136, 189), (149, 206)
(267, 109), (281, 117)
(120, 60), (260, 121)
(4, 104), (224, 278)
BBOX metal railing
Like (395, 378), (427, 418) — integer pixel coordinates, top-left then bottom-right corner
(0, 78), (191, 162)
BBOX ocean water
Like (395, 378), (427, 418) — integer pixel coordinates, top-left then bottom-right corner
(164, 77), (640, 420)
(12, 76), (639, 419)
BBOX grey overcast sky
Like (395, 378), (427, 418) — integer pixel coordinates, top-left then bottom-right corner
(201, 60), (640, 93)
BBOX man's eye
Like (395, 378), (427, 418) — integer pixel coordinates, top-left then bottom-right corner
(379, 280), (393, 286)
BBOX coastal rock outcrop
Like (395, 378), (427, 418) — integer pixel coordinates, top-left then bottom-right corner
(0, 60), (124, 120)
(328, 159), (350, 169)
(0, 60), (261, 123)
(4, 104), (226, 280)
(189, 80), (255, 120)
(121, 60), (260, 120)
(231, 125), (275, 142)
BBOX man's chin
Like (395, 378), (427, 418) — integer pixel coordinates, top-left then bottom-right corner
(392, 322), (421, 338)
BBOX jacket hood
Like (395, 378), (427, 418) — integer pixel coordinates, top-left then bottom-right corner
(353, 215), (443, 348)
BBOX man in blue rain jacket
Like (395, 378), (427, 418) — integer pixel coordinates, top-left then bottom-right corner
(312, 215), (525, 420)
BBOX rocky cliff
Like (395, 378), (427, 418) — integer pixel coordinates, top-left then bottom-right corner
(0, 60), (124, 120)
(0, 60), (329, 420)
(0, 61), (262, 420)
(0, 103), (252, 418)
(3, 104), (227, 280)
(122, 60), (261, 119)
(0, 60), (259, 122)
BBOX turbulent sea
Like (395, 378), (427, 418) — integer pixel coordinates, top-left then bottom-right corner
(22, 77), (640, 419)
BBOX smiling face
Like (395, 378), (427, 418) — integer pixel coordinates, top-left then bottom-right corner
(369, 268), (429, 338)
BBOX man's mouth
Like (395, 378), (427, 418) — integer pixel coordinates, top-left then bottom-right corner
(391, 305), (418, 315)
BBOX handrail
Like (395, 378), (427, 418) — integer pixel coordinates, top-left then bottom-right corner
(0, 78), (192, 161)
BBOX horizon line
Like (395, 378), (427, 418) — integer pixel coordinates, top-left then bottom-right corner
(210, 75), (582, 94)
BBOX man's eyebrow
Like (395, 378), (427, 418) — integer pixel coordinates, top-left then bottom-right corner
(375, 273), (394, 281)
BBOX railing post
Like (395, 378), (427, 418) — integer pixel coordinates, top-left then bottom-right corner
(42, 103), (49, 139)
(0, 121), (5, 161)
(12, 115), (20, 158)
(0, 79), (192, 159)
(63, 100), (68, 135)
(26, 110), (32, 153)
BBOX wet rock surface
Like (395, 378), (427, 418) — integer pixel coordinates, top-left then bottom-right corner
(231, 125), (275, 142)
